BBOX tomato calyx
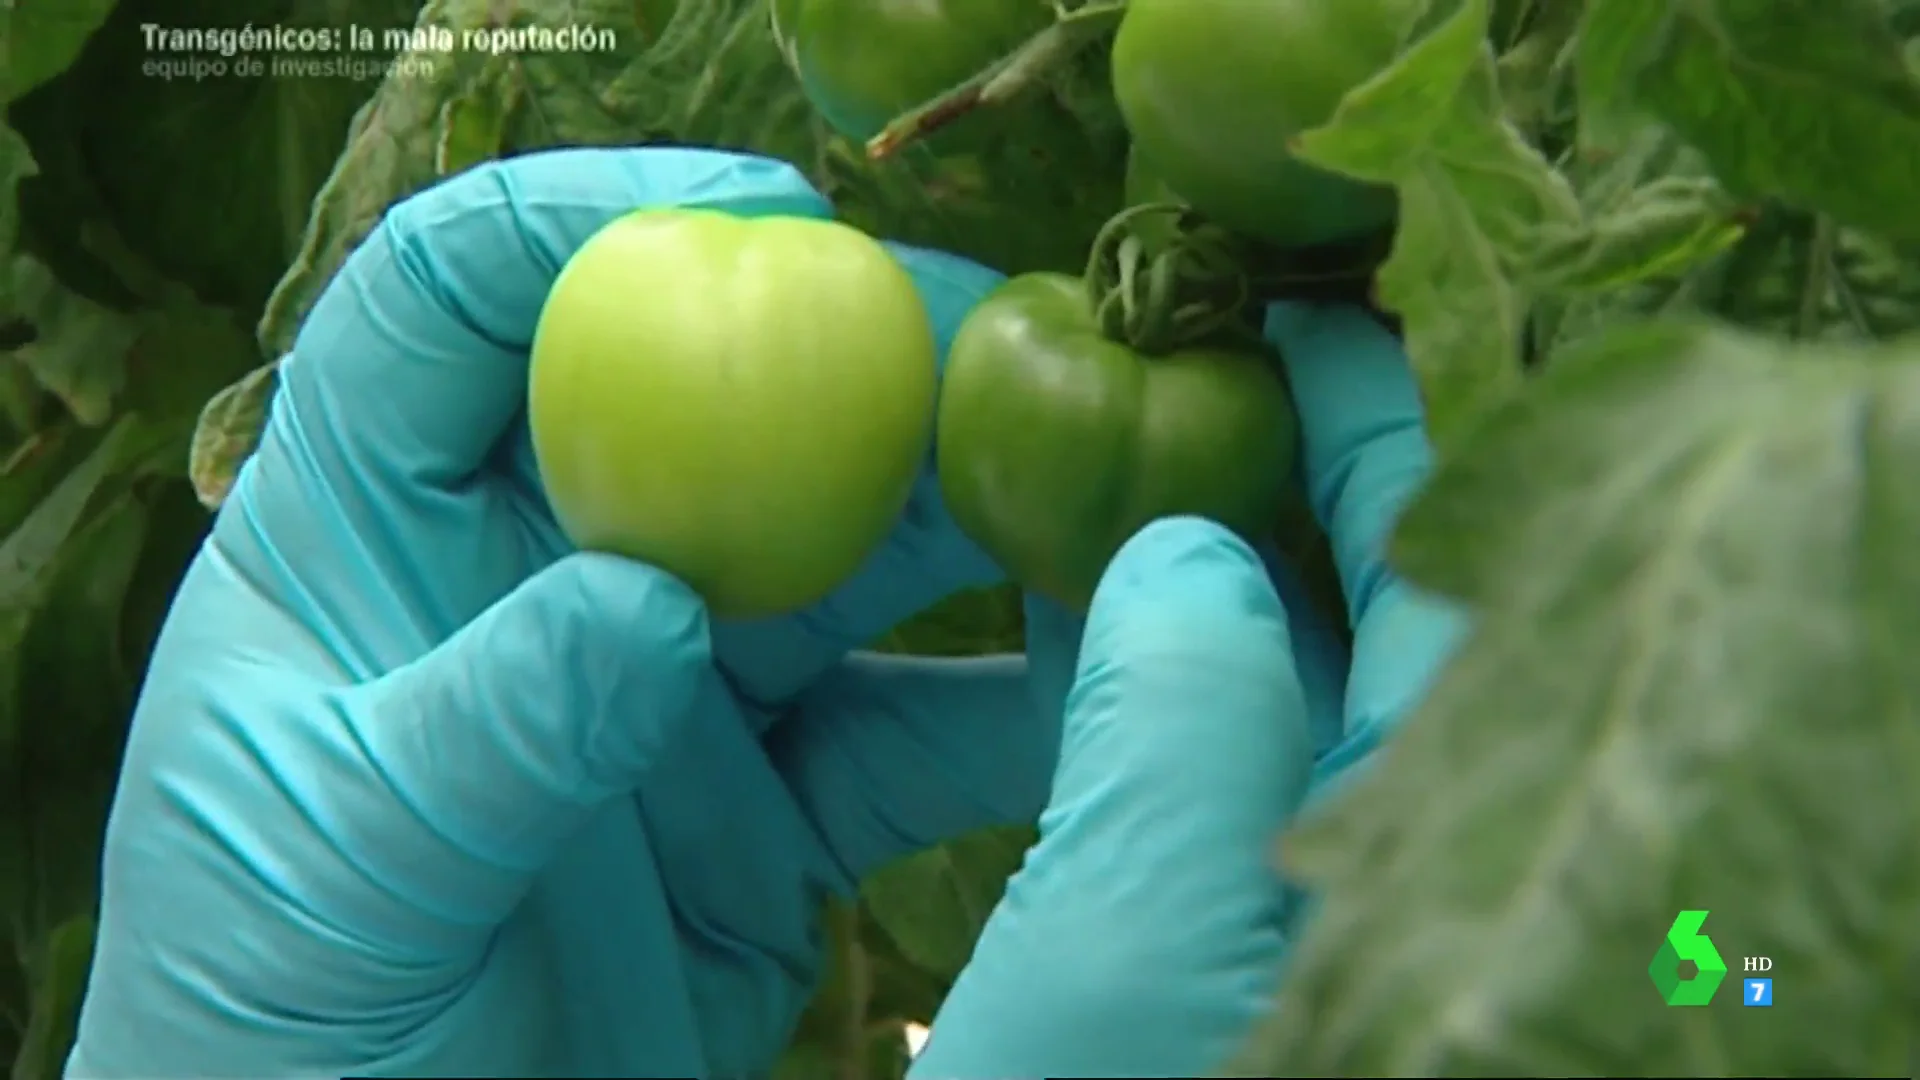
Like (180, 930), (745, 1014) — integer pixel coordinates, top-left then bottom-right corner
(1081, 202), (1265, 356)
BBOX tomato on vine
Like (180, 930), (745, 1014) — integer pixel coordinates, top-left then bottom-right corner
(1112, 0), (1412, 249)
(774, 0), (1052, 142)
(937, 267), (1297, 611)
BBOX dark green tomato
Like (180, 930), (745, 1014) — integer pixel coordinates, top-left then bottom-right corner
(777, 0), (1050, 142)
(1112, 0), (1415, 249)
(937, 272), (1298, 611)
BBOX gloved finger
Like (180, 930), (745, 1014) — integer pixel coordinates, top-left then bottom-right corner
(762, 583), (1087, 880)
(1264, 303), (1467, 796)
(911, 518), (1310, 1078)
(243, 553), (719, 983)
(281, 148), (828, 498)
(1265, 302), (1434, 630)
(1259, 542), (1351, 755)
(765, 652), (1052, 882)
(765, 538), (1356, 878)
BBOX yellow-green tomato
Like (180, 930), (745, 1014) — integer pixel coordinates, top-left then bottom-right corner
(529, 209), (938, 618)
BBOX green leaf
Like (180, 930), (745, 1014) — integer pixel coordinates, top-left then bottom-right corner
(17, 491), (149, 777)
(59, 0), (419, 315)
(9, 913), (93, 1080)
(0, 126), (35, 261)
(1661, 209), (1920, 344)
(1526, 129), (1744, 355)
(1292, 0), (1578, 441)
(1230, 323), (1920, 1076)
(0, 258), (135, 426)
(1587, 0), (1920, 240)
(1571, 0), (1674, 154)
(257, 0), (528, 357)
(860, 826), (1033, 983)
(115, 484), (210, 673)
(1491, 0), (1579, 140)
(187, 362), (277, 509)
(1527, 177), (1748, 292)
(862, 912), (948, 1026)
(433, 55), (521, 177)
(0, 445), (145, 1075)
(873, 586), (1023, 657)
(0, 417), (131, 697)
(774, 1027), (910, 1080)
(0, 0), (118, 104)
(777, 901), (917, 1080)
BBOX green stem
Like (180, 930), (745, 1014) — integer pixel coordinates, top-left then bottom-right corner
(827, 902), (871, 1080)
(865, 0), (1127, 160)
(1082, 201), (1183, 311)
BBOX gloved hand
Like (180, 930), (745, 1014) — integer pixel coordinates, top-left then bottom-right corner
(66, 148), (1064, 1078)
(909, 302), (1467, 1077)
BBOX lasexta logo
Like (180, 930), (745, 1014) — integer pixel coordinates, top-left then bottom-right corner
(1650, 909), (1727, 1005)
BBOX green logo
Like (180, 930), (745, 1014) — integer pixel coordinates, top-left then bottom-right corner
(1650, 910), (1727, 1005)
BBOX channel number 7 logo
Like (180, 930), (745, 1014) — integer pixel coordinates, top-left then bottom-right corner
(1650, 910), (1728, 1005)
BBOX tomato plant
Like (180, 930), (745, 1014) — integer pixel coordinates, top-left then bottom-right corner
(936, 271), (1296, 611)
(528, 208), (938, 618)
(774, 0), (1050, 141)
(1111, 0), (1410, 248)
(15, 0), (1920, 1076)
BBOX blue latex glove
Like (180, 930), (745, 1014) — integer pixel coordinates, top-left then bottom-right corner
(909, 303), (1468, 1078)
(66, 148), (1065, 1078)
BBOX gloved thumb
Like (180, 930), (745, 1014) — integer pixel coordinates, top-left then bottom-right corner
(326, 551), (715, 952)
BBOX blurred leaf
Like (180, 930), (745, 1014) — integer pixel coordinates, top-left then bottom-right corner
(1528, 177), (1747, 293)
(774, 1026), (910, 1080)
(778, 900), (916, 1080)
(863, 913), (948, 1027)
(874, 586), (1023, 657)
(116, 484), (208, 673)
(1582, 0), (1920, 240)
(18, 491), (148, 777)
(433, 55), (520, 177)
(0, 0), (118, 104)
(257, 0), (532, 356)
(0, 418), (131, 724)
(0, 258), (136, 426)
(61, 0), (418, 315)
(1712, 216), (1920, 342)
(861, 826), (1033, 983)
(1571, 0), (1675, 154)
(1294, 0), (1576, 442)
(0, 128), (35, 263)
(118, 299), (261, 479)
(0, 488), (146, 973)
(9, 913), (92, 1080)
(1492, 0), (1579, 140)
(1232, 323), (1920, 1076)
(187, 361), (276, 508)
